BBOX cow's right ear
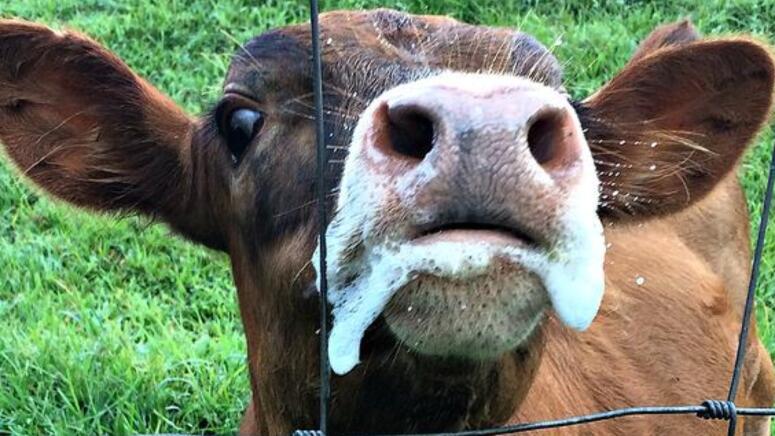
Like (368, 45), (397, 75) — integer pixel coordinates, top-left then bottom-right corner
(0, 20), (229, 250)
(578, 21), (774, 221)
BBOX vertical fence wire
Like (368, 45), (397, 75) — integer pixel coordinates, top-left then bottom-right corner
(300, 1), (775, 432)
(309, 0), (330, 434)
(727, 136), (775, 414)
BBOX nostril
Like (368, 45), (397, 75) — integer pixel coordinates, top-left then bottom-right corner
(386, 103), (435, 160)
(527, 109), (566, 166)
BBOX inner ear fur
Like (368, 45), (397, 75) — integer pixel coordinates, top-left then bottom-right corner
(579, 37), (775, 220)
(0, 19), (227, 250)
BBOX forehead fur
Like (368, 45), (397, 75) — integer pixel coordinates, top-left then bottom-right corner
(227, 9), (563, 101)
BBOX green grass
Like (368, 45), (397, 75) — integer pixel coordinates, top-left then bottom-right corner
(1, 0), (774, 434)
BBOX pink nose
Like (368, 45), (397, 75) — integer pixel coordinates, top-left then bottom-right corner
(367, 83), (584, 181)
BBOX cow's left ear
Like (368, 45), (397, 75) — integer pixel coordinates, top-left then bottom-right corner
(578, 29), (774, 220)
(629, 19), (700, 64)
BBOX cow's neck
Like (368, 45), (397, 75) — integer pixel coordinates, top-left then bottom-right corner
(244, 278), (546, 434)
(328, 321), (546, 433)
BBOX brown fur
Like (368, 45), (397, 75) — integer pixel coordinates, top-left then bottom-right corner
(630, 19), (700, 64)
(0, 13), (773, 435)
(0, 19), (229, 249)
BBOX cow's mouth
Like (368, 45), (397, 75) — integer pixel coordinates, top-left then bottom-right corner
(322, 210), (606, 375)
(381, 247), (548, 361)
(412, 221), (541, 249)
(378, 219), (548, 360)
(322, 216), (554, 374)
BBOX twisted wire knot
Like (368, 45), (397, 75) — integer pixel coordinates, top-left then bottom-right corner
(697, 400), (737, 421)
(292, 431), (325, 436)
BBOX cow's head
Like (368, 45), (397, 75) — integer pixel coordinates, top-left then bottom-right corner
(0, 7), (772, 407)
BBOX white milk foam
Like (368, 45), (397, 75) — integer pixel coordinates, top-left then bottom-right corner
(314, 204), (605, 375)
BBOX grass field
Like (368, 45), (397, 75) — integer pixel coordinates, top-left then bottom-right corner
(1, 0), (774, 434)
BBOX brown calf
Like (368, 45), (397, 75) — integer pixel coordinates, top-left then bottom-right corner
(0, 10), (773, 435)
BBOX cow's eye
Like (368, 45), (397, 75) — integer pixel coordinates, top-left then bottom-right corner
(216, 98), (265, 161)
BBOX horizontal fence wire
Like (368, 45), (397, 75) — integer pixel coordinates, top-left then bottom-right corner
(368, 405), (775, 436)
(301, 3), (775, 436)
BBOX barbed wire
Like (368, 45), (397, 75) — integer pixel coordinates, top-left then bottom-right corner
(301, 2), (775, 435)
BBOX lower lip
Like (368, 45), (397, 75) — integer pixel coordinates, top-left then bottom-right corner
(411, 229), (531, 248)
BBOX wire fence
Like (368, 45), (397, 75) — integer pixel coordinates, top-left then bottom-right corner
(299, 1), (775, 435)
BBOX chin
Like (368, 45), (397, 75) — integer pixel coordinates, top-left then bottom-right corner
(382, 261), (549, 360)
